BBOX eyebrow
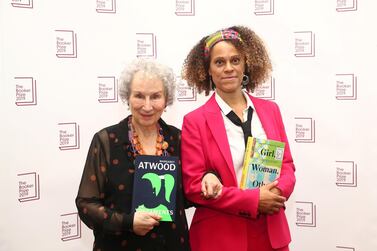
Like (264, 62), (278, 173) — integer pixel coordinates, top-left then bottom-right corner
(132, 90), (163, 95)
(212, 54), (241, 60)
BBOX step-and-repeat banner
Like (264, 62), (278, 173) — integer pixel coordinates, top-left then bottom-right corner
(1, 0), (377, 250)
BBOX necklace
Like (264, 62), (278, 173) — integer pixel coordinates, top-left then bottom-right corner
(128, 117), (169, 156)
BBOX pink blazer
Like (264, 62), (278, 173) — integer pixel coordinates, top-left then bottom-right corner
(181, 93), (296, 251)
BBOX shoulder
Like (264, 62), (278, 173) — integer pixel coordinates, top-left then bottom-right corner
(160, 119), (181, 137)
(248, 94), (280, 113)
(103, 118), (128, 132)
(160, 120), (181, 155)
(184, 93), (217, 120)
(98, 121), (124, 135)
(248, 94), (277, 107)
(183, 105), (206, 120)
(94, 118), (129, 143)
(166, 124), (181, 137)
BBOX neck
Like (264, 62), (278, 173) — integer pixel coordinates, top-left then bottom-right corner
(131, 118), (157, 138)
(129, 116), (166, 156)
(217, 89), (247, 111)
(131, 119), (159, 155)
(133, 125), (157, 138)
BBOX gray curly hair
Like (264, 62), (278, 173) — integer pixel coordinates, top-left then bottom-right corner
(119, 58), (176, 106)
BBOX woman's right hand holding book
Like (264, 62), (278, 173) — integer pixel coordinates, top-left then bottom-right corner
(133, 212), (161, 236)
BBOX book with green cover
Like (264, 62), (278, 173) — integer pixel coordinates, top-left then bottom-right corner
(240, 137), (285, 189)
(131, 155), (178, 221)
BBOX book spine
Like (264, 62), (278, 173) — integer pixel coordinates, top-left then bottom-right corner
(240, 137), (254, 189)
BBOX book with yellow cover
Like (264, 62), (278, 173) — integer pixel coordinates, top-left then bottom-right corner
(240, 137), (285, 189)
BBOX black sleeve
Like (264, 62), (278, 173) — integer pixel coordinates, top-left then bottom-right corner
(75, 131), (134, 233)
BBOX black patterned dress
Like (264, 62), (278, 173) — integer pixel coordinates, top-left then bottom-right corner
(76, 116), (190, 251)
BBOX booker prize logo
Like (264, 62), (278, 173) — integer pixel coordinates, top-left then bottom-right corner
(15, 77), (37, 106)
(11, 0), (33, 8)
(254, 0), (274, 15)
(96, 0), (116, 13)
(253, 77), (275, 100)
(176, 76), (197, 102)
(136, 33), (157, 58)
(55, 30), (78, 58)
(296, 201), (316, 227)
(17, 172), (40, 202)
(336, 161), (357, 187)
(336, 74), (357, 100)
(336, 0), (357, 12)
(58, 122), (80, 150)
(61, 212), (81, 241)
(98, 76), (118, 103)
(175, 0), (195, 16)
(294, 31), (315, 57)
(295, 117), (315, 143)
(336, 246), (355, 251)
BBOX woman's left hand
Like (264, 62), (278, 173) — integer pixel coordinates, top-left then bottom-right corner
(201, 172), (223, 199)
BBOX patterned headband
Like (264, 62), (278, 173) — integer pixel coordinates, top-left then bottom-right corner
(204, 29), (243, 58)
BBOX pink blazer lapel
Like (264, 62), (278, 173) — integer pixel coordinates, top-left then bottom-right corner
(249, 94), (279, 140)
(203, 94), (237, 183)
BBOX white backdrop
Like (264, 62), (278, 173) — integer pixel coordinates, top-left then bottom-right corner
(1, 0), (377, 250)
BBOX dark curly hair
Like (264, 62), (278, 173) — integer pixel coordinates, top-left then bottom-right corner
(182, 25), (272, 96)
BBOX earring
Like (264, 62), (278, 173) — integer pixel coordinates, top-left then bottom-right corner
(242, 74), (249, 88)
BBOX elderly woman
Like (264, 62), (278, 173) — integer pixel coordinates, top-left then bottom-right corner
(76, 59), (220, 251)
(181, 26), (296, 251)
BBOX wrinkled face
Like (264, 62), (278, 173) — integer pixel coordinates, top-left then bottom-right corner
(129, 71), (166, 130)
(208, 41), (245, 96)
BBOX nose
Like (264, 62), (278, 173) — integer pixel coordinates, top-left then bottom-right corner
(142, 97), (153, 111)
(224, 61), (233, 72)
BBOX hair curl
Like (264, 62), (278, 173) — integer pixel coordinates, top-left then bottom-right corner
(119, 58), (176, 106)
(182, 25), (272, 95)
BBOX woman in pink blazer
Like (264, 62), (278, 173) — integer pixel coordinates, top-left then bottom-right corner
(181, 26), (296, 251)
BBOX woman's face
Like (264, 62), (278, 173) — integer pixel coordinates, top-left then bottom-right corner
(208, 41), (245, 96)
(129, 71), (166, 130)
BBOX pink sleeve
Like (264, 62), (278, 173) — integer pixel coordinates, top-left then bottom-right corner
(272, 103), (296, 199)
